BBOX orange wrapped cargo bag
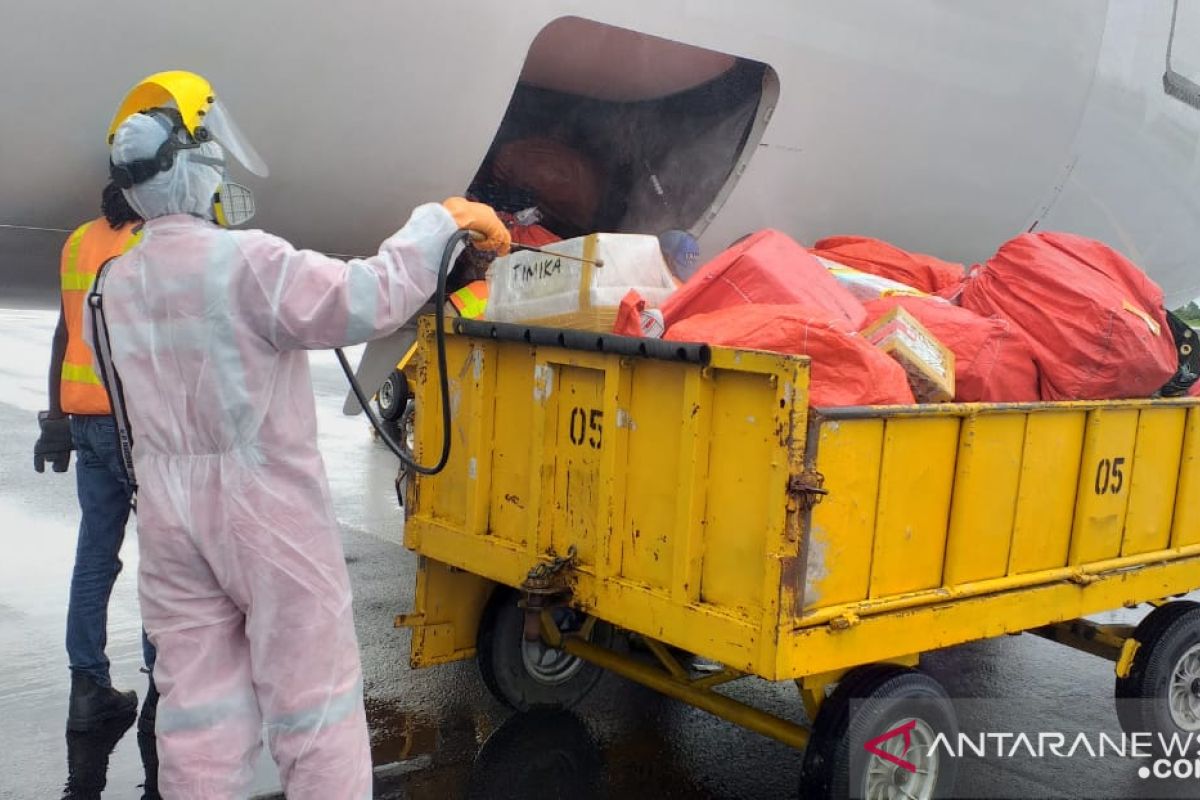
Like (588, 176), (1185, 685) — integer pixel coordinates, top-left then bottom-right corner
(511, 223), (561, 247)
(863, 297), (1040, 403)
(961, 232), (1176, 401)
(813, 235), (965, 295)
(661, 229), (867, 330)
(613, 290), (646, 337)
(664, 304), (915, 407)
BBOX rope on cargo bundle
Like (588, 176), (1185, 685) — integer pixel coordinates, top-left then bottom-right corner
(334, 230), (467, 476)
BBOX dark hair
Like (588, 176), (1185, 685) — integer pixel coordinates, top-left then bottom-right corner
(101, 182), (142, 229)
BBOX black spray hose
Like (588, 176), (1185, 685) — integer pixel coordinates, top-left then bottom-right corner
(334, 228), (469, 476)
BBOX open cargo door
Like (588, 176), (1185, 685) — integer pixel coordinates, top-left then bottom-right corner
(468, 16), (778, 240)
(345, 16), (777, 414)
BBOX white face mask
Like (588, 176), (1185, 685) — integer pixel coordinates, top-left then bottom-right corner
(212, 181), (256, 227)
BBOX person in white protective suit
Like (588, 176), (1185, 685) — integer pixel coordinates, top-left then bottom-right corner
(92, 73), (510, 799)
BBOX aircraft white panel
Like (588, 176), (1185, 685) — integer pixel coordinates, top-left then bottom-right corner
(1, 1), (1196, 302)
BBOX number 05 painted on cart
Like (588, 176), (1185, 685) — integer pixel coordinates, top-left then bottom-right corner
(1094, 456), (1127, 495)
(1070, 409), (1140, 564)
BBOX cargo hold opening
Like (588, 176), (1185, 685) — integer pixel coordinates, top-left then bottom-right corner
(467, 17), (777, 240)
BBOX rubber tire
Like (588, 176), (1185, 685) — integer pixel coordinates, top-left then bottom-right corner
(1115, 600), (1200, 738)
(799, 665), (959, 800)
(476, 590), (613, 712)
(376, 370), (409, 422)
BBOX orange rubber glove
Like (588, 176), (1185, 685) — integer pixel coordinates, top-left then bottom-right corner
(442, 197), (512, 256)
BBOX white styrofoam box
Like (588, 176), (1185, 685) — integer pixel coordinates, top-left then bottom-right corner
(486, 233), (678, 325)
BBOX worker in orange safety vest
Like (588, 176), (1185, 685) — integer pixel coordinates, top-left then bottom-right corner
(34, 182), (157, 734)
(447, 280), (488, 319)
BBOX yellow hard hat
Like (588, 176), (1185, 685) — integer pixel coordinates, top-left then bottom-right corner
(108, 70), (268, 177)
(107, 70), (214, 144)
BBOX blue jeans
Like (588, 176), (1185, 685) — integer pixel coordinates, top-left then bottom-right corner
(67, 414), (155, 686)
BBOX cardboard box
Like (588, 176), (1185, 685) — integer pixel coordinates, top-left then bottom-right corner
(862, 306), (956, 403)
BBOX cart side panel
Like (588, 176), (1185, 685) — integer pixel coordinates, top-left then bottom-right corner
(801, 420), (884, 612)
(620, 362), (689, 591)
(1069, 408), (1139, 564)
(1172, 407), (1200, 547)
(944, 413), (1027, 584)
(786, 400), (1200, 680)
(1122, 407), (1186, 556)
(549, 364), (606, 567)
(868, 416), (960, 597)
(398, 556), (497, 668)
(801, 402), (1198, 617)
(488, 341), (538, 550)
(412, 334), (494, 538)
(1008, 410), (1086, 573)
(698, 369), (779, 614)
(522, 348), (622, 574)
(667, 367), (717, 608)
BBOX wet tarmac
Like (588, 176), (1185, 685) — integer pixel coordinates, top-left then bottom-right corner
(3, 301), (1199, 799)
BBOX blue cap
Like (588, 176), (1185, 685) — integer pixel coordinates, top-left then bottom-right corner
(658, 230), (701, 281)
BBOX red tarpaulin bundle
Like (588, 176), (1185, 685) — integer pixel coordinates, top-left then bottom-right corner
(813, 235), (965, 295)
(613, 290), (646, 337)
(661, 229), (867, 330)
(511, 223), (561, 247)
(495, 210), (562, 248)
(863, 297), (1039, 402)
(961, 232), (1177, 401)
(665, 304), (915, 407)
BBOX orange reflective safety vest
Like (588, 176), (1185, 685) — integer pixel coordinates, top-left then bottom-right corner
(449, 280), (488, 319)
(59, 219), (142, 414)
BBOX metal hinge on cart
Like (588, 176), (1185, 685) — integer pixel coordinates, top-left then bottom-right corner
(788, 469), (828, 511)
(519, 545), (577, 641)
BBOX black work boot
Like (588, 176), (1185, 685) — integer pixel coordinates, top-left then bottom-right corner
(137, 677), (158, 736)
(67, 672), (138, 732)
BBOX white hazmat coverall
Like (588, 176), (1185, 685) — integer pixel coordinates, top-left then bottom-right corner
(95, 112), (460, 799)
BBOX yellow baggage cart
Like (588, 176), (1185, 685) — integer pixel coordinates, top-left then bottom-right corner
(398, 317), (1200, 798)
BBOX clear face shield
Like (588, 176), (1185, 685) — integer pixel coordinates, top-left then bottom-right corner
(195, 99), (268, 178)
(192, 100), (263, 226)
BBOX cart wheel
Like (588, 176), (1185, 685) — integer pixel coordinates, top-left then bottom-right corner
(393, 402), (416, 491)
(1115, 600), (1200, 738)
(376, 370), (410, 422)
(799, 665), (958, 800)
(476, 590), (613, 711)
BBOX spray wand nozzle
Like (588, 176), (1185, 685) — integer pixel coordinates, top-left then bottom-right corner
(468, 231), (604, 268)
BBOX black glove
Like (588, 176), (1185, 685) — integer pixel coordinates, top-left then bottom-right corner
(34, 411), (74, 473)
